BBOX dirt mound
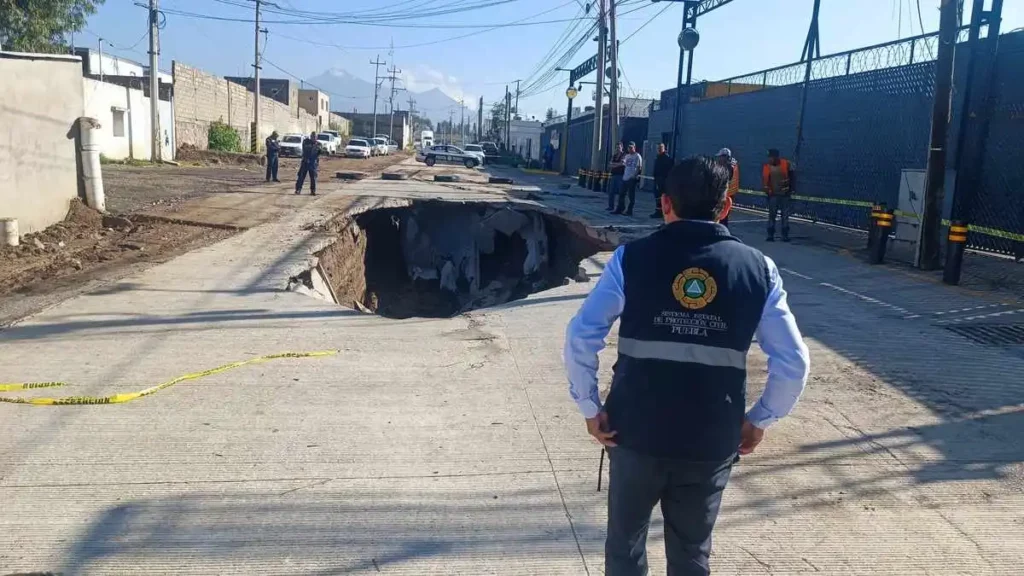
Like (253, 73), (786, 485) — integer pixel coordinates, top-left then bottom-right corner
(176, 144), (263, 166)
(0, 198), (233, 297)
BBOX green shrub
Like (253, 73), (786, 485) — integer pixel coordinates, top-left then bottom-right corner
(208, 121), (241, 152)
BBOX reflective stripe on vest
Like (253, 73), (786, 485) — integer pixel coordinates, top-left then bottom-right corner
(618, 337), (746, 369)
(728, 164), (739, 197)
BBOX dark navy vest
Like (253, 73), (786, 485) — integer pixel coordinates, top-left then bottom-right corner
(605, 220), (770, 461)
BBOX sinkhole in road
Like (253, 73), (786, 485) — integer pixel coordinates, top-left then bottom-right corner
(297, 200), (615, 319)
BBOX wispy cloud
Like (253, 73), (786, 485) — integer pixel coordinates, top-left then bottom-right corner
(402, 64), (475, 103)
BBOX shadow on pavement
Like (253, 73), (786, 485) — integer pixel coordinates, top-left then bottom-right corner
(59, 486), (592, 575)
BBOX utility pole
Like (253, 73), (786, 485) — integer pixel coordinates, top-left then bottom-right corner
(407, 96), (416, 145)
(608, 0), (619, 155)
(590, 0), (607, 172)
(918, 0), (959, 270)
(514, 80), (521, 120)
(506, 90), (512, 150)
(252, 0), (263, 152)
(460, 98), (465, 146)
(370, 55), (386, 137)
(148, 0), (161, 162)
(98, 38), (104, 81)
(504, 85), (510, 148)
(478, 96), (484, 142)
(794, 0), (822, 162)
(387, 63), (402, 144)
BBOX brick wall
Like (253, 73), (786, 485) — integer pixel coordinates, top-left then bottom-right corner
(172, 61), (318, 152)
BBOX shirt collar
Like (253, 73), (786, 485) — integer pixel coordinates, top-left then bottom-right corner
(663, 219), (732, 239)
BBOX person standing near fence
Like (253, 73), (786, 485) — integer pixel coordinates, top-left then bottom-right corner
(265, 131), (281, 183)
(716, 148), (739, 227)
(295, 131), (320, 196)
(613, 142), (643, 217)
(564, 155), (809, 576)
(650, 143), (674, 219)
(607, 142), (626, 212)
(763, 149), (795, 241)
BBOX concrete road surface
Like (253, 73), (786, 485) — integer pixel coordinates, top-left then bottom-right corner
(1, 160), (1022, 574)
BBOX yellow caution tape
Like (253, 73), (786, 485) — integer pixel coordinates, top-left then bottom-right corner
(0, 350), (337, 406)
(736, 189), (1024, 242)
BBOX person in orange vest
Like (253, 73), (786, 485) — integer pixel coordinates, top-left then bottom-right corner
(762, 148), (795, 241)
(715, 148), (739, 228)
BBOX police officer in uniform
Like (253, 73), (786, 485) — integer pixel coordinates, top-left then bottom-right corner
(564, 155), (810, 576)
(265, 131), (281, 183)
(295, 131), (320, 196)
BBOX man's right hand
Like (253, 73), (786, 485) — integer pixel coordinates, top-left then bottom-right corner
(738, 419), (765, 455)
(586, 412), (618, 447)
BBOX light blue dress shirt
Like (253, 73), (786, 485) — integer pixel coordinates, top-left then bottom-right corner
(564, 244), (809, 429)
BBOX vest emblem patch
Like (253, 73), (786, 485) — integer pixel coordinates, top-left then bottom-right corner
(672, 267), (718, 310)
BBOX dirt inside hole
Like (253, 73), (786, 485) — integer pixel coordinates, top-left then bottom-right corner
(311, 201), (615, 319)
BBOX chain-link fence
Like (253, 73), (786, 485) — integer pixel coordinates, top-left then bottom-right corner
(646, 27), (1024, 262)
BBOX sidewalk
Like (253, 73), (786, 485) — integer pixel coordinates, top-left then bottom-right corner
(1, 165), (1021, 574)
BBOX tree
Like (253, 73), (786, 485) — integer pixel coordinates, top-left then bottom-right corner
(487, 100), (507, 141)
(0, 0), (105, 53)
(545, 107), (557, 121)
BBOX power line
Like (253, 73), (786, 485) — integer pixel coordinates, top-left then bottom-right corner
(621, 1), (672, 44)
(159, 6), (587, 29)
(266, 1), (577, 50)
(175, 0), (540, 26)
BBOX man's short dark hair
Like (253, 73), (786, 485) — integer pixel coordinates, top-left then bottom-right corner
(768, 148), (780, 157)
(663, 155), (731, 221)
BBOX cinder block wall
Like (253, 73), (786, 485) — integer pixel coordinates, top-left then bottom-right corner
(173, 61), (318, 152)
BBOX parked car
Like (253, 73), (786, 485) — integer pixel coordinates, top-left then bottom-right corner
(316, 133), (339, 155)
(345, 138), (372, 159)
(323, 130), (343, 144)
(279, 133), (304, 157)
(463, 144), (486, 165)
(422, 144), (480, 168)
(479, 141), (500, 156)
(371, 137), (390, 156)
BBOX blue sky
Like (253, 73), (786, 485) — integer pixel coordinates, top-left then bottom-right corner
(85, 0), (1024, 118)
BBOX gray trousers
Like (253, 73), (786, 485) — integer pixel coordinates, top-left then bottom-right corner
(767, 194), (791, 236)
(605, 447), (734, 576)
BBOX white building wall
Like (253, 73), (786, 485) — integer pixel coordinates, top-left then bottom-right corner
(508, 120), (543, 161)
(83, 78), (174, 161)
(83, 50), (172, 83)
(0, 52), (84, 235)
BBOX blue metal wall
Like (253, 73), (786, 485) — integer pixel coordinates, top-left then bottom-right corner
(644, 31), (1024, 257)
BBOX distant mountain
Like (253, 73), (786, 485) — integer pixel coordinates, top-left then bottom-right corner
(307, 68), (474, 124)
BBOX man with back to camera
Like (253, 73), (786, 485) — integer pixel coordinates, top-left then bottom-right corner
(564, 155), (810, 576)
(295, 131), (320, 196)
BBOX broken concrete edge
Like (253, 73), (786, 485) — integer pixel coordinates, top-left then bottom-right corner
(128, 213), (247, 232)
(434, 175), (461, 182)
(381, 172), (410, 181)
(488, 177), (514, 185)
